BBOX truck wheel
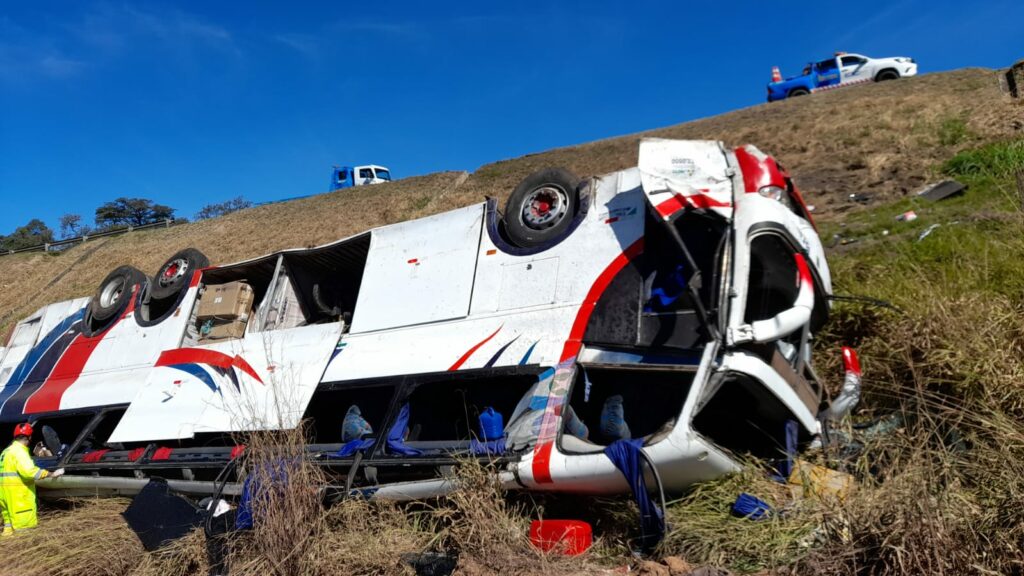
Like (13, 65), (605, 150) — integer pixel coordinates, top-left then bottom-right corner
(151, 248), (210, 301)
(89, 265), (147, 322)
(875, 69), (900, 81)
(788, 88), (810, 97)
(503, 168), (580, 248)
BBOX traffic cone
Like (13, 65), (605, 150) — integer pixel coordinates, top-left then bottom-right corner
(771, 66), (782, 82)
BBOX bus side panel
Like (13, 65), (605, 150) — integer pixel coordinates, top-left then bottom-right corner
(350, 205), (484, 334)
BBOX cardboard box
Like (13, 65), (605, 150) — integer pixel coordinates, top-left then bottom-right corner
(200, 318), (248, 341)
(197, 282), (254, 321)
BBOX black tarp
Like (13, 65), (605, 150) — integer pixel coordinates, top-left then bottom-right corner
(122, 478), (204, 551)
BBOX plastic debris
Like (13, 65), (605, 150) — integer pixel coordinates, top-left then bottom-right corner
(529, 519), (593, 555)
(848, 193), (873, 204)
(731, 493), (772, 520)
(917, 223), (941, 242)
(788, 461), (854, 501)
(478, 406), (504, 440)
(895, 210), (918, 222)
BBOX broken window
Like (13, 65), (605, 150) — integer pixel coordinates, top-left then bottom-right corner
(26, 412), (96, 459)
(185, 233), (370, 344)
(745, 233), (799, 325)
(693, 373), (805, 459)
(584, 212), (727, 351)
(9, 316), (42, 348)
(398, 373), (537, 451)
(302, 384), (396, 446)
(560, 365), (693, 453)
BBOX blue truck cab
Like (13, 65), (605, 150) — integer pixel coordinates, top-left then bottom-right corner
(330, 164), (392, 191)
(767, 58), (841, 102)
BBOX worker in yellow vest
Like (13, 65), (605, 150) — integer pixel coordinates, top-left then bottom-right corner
(1, 423), (64, 535)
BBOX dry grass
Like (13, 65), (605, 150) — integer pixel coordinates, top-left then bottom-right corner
(0, 498), (206, 576)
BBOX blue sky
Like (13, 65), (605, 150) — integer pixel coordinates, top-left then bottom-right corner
(1, 1), (1020, 235)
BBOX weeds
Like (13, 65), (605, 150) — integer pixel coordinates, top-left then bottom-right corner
(943, 138), (1024, 178)
(936, 116), (972, 146)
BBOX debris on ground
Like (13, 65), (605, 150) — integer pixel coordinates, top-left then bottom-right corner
(824, 413), (905, 462)
(895, 210), (918, 222)
(917, 223), (941, 242)
(787, 462), (854, 502)
(529, 519), (592, 555)
(848, 193), (873, 204)
(917, 180), (967, 202)
(731, 493), (772, 520)
(401, 551), (457, 576)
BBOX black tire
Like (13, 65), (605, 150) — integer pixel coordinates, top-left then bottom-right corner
(875, 69), (899, 81)
(789, 88), (810, 97)
(89, 265), (147, 322)
(503, 168), (580, 248)
(151, 248), (209, 301)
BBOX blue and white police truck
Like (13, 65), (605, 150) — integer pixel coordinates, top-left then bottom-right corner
(767, 52), (918, 102)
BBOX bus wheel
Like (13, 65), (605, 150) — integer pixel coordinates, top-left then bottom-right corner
(503, 168), (580, 248)
(151, 248), (209, 301)
(89, 265), (146, 322)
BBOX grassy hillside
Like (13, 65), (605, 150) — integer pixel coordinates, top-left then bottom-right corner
(0, 68), (1018, 335)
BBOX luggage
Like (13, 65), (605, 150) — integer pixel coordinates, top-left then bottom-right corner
(197, 281), (254, 322)
(196, 281), (254, 342)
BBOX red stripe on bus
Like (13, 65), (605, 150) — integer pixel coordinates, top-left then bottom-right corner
(532, 441), (555, 484)
(558, 238), (644, 363)
(532, 239), (645, 485)
(155, 348), (264, 384)
(653, 192), (729, 219)
(24, 287), (138, 414)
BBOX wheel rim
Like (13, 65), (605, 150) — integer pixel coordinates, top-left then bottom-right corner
(158, 258), (189, 288)
(520, 185), (569, 230)
(99, 277), (126, 308)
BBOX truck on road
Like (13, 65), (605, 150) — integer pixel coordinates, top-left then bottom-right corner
(330, 164), (392, 190)
(768, 52), (918, 102)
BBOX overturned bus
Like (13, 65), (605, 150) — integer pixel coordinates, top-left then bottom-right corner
(0, 139), (858, 500)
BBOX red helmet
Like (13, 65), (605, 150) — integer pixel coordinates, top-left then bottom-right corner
(13, 423), (33, 438)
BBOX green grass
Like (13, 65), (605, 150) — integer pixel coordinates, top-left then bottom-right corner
(820, 139), (1024, 253)
(943, 138), (1024, 178)
(935, 116), (973, 146)
(660, 465), (822, 573)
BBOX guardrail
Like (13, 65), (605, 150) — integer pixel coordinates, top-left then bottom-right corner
(0, 218), (180, 258)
